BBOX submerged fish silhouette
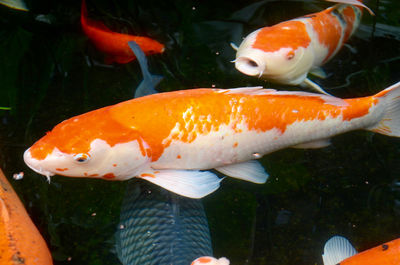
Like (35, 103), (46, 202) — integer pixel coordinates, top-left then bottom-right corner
(116, 180), (212, 265)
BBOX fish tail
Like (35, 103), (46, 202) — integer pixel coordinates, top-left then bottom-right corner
(326, 0), (374, 15)
(368, 81), (400, 136)
(81, 0), (88, 25)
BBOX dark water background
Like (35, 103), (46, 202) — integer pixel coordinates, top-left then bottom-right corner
(0, 0), (400, 264)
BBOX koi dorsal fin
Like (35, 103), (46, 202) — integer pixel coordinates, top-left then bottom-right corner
(326, 0), (374, 15)
(216, 86), (276, 95)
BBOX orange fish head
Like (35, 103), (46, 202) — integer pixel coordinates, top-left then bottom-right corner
(24, 108), (150, 181)
(234, 23), (315, 85)
(135, 38), (165, 56)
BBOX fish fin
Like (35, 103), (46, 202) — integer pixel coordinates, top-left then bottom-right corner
(325, 0), (374, 15)
(301, 78), (331, 95)
(369, 81), (400, 137)
(292, 139), (331, 149)
(128, 41), (163, 97)
(0, 0), (28, 11)
(137, 169), (222, 198)
(230, 42), (239, 51)
(215, 160), (268, 184)
(322, 236), (357, 265)
(216, 86), (275, 95)
(81, 0), (114, 32)
(309, 67), (327, 79)
(134, 75), (163, 98)
(343, 43), (358, 54)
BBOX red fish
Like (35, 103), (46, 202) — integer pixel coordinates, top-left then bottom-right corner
(23, 81), (400, 198)
(0, 168), (53, 265)
(323, 236), (400, 265)
(81, 0), (165, 64)
(233, 0), (373, 94)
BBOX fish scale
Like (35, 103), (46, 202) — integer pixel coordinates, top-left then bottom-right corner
(116, 180), (212, 265)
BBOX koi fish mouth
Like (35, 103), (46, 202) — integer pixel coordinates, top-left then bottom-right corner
(234, 56), (266, 77)
(23, 149), (55, 179)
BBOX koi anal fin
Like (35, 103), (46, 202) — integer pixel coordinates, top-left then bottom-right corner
(215, 160), (269, 184)
(369, 81), (400, 137)
(137, 169), (222, 199)
(322, 236), (357, 265)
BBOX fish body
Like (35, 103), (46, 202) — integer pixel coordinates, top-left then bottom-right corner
(116, 180), (212, 265)
(81, 0), (164, 64)
(24, 81), (400, 198)
(323, 236), (400, 265)
(191, 256), (230, 265)
(234, 0), (370, 94)
(0, 169), (53, 265)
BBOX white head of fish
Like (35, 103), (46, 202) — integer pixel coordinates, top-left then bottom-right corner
(233, 29), (315, 85)
(24, 135), (150, 181)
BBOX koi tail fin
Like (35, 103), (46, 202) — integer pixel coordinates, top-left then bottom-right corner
(81, 0), (88, 24)
(369, 81), (400, 136)
(325, 0), (374, 15)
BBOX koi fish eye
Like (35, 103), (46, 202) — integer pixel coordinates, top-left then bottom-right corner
(73, 153), (90, 163)
(286, 51), (295, 60)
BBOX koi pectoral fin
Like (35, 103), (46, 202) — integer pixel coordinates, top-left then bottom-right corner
(301, 78), (331, 95)
(137, 169), (222, 199)
(215, 160), (268, 184)
(322, 236), (357, 265)
(309, 67), (327, 79)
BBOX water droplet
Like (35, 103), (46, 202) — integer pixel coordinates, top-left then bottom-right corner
(119, 224), (125, 229)
(91, 212), (96, 217)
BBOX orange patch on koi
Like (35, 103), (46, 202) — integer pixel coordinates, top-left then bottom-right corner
(140, 173), (156, 178)
(198, 257), (212, 263)
(308, 9), (342, 61)
(253, 21), (311, 52)
(56, 168), (68, 172)
(102, 173), (115, 179)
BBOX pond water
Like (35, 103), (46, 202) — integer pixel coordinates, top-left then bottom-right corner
(0, 0), (399, 264)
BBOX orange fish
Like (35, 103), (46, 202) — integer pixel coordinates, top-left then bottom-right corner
(191, 256), (230, 265)
(233, 0), (373, 94)
(81, 0), (165, 64)
(23, 81), (400, 198)
(0, 168), (53, 265)
(323, 236), (400, 265)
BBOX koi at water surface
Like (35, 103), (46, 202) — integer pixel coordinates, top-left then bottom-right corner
(81, 0), (164, 64)
(24, 81), (400, 198)
(233, 0), (373, 95)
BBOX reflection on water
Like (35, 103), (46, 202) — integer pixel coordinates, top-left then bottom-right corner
(0, 0), (399, 264)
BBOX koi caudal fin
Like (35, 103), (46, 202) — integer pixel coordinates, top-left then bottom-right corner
(369, 81), (400, 137)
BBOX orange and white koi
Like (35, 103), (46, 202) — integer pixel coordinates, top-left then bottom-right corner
(0, 168), (53, 265)
(233, 0), (373, 94)
(81, 0), (164, 64)
(24, 81), (400, 198)
(191, 256), (230, 265)
(323, 236), (400, 265)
